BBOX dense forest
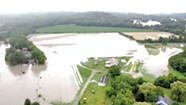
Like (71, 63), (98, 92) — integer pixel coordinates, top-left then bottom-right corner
(1, 12), (186, 41)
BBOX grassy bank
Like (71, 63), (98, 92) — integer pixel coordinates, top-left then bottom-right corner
(141, 70), (156, 83)
(77, 65), (92, 82)
(36, 24), (156, 33)
(168, 65), (185, 78)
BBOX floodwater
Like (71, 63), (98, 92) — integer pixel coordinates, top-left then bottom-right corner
(0, 33), (182, 105)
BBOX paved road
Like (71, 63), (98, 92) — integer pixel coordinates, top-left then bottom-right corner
(73, 69), (97, 105)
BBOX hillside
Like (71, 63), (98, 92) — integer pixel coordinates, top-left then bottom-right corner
(0, 12), (186, 41)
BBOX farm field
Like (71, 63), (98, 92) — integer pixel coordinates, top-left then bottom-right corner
(124, 32), (177, 40)
(36, 24), (157, 33)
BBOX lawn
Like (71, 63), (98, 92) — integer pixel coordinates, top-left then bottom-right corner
(81, 57), (130, 71)
(36, 24), (156, 33)
(77, 65), (92, 82)
(141, 71), (156, 83)
(168, 65), (185, 78)
(81, 57), (108, 71)
(79, 73), (111, 105)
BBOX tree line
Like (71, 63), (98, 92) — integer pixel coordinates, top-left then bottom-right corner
(137, 35), (186, 44)
(1, 12), (186, 42)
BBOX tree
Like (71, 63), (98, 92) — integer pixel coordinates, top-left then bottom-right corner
(138, 82), (163, 102)
(9, 35), (31, 49)
(136, 77), (144, 85)
(109, 65), (121, 78)
(106, 74), (142, 105)
(111, 74), (139, 94)
(24, 98), (31, 105)
(171, 81), (186, 102)
(31, 48), (47, 64)
(154, 74), (177, 88)
(113, 90), (134, 105)
(5, 47), (24, 65)
(31, 102), (40, 105)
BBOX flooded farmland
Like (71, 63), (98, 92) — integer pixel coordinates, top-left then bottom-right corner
(0, 33), (182, 105)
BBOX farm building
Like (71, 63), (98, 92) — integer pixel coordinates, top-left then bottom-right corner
(98, 75), (108, 86)
(105, 58), (118, 67)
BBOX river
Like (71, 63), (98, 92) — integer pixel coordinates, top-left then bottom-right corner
(0, 33), (182, 105)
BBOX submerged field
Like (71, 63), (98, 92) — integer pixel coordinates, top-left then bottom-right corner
(124, 32), (177, 40)
(36, 24), (157, 33)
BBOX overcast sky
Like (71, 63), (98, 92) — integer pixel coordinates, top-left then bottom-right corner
(0, 0), (185, 14)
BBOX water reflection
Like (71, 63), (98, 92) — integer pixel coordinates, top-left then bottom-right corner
(8, 65), (29, 76)
(31, 64), (47, 77)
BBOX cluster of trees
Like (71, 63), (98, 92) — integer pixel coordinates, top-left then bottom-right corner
(29, 44), (47, 64)
(24, 98), (40, 105)
(108, 65), (121, 78)
(171, 81), (186, 102)
(154, 74), (177, 88)
(5, 47), (24, 65)
(1, 12), (186, 42)
(107, 65), (164, 105)
(108, 65), (186, 104)
(136, 82), (163, 102)
(169, 48), (186, 73)
(154, 73), (186, 102)
(5, 35), (46, 65)
(9, 35), (32, 49)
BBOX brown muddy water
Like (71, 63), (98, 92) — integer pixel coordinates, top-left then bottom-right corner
(0, 33), (182, 105)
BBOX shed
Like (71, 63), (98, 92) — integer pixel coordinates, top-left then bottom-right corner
(98, 75), (108, 86)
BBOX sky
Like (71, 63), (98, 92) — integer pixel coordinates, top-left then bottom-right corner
(0, 0), (186, 14)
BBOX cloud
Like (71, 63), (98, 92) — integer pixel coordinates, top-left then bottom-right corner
(0, 0), (185, 14)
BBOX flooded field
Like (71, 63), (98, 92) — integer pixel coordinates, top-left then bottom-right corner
(0, 33), (182, 105)
(124, 32), (177, 40)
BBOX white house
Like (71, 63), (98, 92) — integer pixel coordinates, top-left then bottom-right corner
(105, 58), (118, 68)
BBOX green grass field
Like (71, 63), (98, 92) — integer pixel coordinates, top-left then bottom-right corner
(77, 65), (92, 82)
(79, 73), (111, 105)
(36, 24), (157, 33)
(168, 65), (185, 78)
